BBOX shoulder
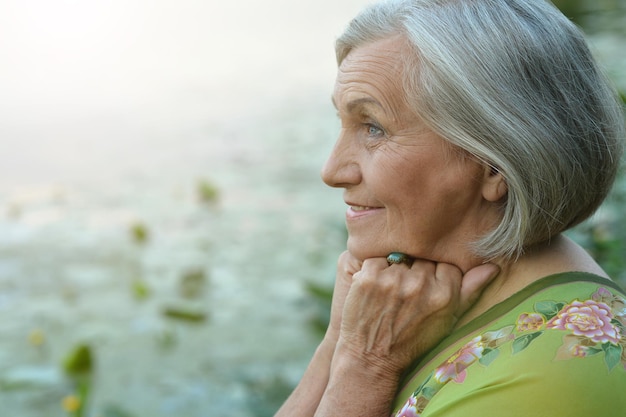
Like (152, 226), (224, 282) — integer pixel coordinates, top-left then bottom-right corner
(393, 278), (626, 417)
(421, 330), (626, 416)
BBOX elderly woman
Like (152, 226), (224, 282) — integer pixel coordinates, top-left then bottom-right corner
(276, 0), (626, 416)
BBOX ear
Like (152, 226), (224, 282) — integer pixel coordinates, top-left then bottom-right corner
(481, 164), (507, 202)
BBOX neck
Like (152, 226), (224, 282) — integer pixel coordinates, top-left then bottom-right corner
(455, 234), (608, 328)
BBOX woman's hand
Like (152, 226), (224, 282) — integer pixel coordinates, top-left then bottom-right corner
(335, 256), (499, 381)
(324, 250), (363, 345)
(313, 256), (499, 417)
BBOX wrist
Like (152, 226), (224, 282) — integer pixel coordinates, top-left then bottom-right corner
(316, 335), (337, 363)
(322, 326), (340, 347)
(316, 343), (400, 417)
(331, 339), (403, 388)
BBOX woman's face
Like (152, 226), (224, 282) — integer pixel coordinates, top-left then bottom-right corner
(322, 35), (497, 269)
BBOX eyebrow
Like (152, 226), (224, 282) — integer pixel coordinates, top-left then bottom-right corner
(331, 96), (384, 113)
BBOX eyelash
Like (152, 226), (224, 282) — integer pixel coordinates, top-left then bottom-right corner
(364, 122), (385, 138)
(335, 111), (387, 140)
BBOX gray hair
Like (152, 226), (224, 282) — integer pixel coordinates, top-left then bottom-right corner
(336, 0), (625, 261)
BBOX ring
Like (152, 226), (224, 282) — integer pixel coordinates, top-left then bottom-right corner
(386, 252), (414, 266)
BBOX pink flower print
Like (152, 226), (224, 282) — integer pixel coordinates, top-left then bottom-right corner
(395, 395), (419, 417)
(592, 288), (626, 318)
(569, 344), (589, 358)
(434, 336), (484, 383)
(516, 313), (545, 332)
(592, 287), (614, 302)
(547, 300), (621, 345)
(555, 334), (596, 361)
(481, 325), (515, 348)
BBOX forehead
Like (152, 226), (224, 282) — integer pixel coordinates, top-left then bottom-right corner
(333, 35), (410, 108)
(341, 35), (408, 69)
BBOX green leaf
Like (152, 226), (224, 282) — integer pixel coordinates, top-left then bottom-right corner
(161, 306), (207, 323)
(534, 301), (563, 320)
(586, 347), (604, 356)
(129, 222), (149, 244)
(422, 387), (437, 400)
(413, 372), (433, 396)
(611, 319), (625, 331)
(197, 179), (220, 204)
(131, 279), (151, 301)
(479, 348), (500, 366)
(512, 332), (543, 354)
(102, 404), (137, 417)
(602, 343), (623, 372)
(63, 344), (94, 377)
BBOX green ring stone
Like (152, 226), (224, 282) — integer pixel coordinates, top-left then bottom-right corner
(386, 252), (413, 266)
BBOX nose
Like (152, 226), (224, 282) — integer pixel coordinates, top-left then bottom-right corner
(321, 130), (361, 188)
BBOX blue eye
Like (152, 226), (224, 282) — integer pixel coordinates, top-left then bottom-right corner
(366, 124), (384, 137)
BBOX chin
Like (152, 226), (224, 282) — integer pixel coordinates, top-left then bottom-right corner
(346, 238), (376, 261)
(346, 237), (395, 261)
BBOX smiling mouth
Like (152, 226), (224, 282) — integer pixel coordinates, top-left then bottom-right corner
(350, 205), (376, 211)
(346, 205), (383, 218)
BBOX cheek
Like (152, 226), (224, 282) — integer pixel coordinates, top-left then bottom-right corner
(386, 160), (483, 220)
(375, 155), (439, 201)
(372, 162), (422, 210)
(369, 143), (483, 208)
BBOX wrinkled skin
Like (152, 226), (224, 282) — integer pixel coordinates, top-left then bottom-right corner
(330, 251), (499, 378)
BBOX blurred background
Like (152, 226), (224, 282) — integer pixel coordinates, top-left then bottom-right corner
(0, 1), (624, 416)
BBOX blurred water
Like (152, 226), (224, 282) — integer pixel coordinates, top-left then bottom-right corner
(0, 1), (370, 416)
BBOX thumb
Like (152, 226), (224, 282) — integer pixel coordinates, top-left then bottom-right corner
(457, 263), (500, 317)
(337, 250), (363, 282)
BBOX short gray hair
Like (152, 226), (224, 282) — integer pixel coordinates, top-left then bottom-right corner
(336, 0), (625, 261)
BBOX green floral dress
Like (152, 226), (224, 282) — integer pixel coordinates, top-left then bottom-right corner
(391, 272), (626, 417)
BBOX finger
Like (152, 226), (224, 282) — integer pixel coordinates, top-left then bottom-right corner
(425, 262), (462, 312)
(337, 251), (363, 277)
(408, 258), (437, 276)
(359, 257), (390, 274)
(433, 262), (462, 286)
(457, 263), (500, 315)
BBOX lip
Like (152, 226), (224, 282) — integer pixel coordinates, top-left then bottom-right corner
(345, 204), (384, 219)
